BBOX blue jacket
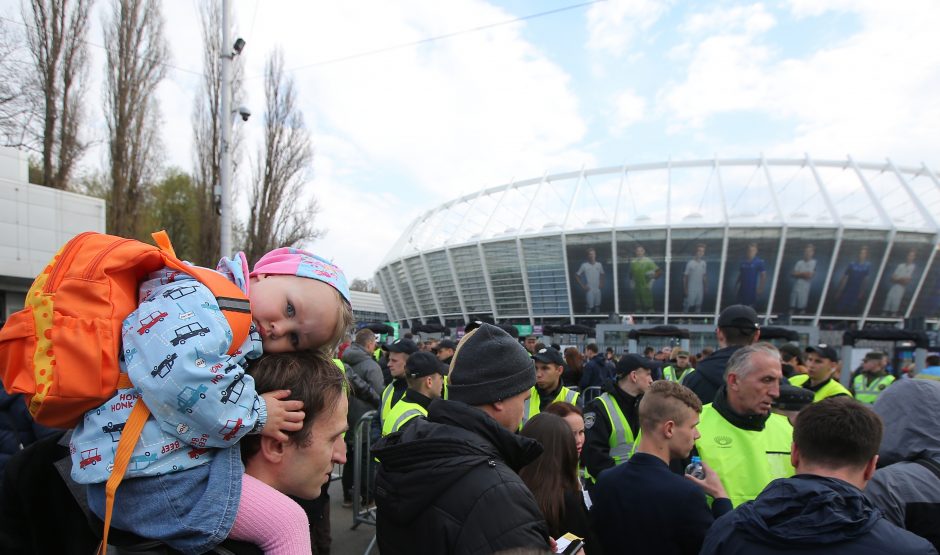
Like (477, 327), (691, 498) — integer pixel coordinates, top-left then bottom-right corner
(683, 345), (741, 405)
(580, 353), (615, 391)
(70, 256), (264, 484)
(0, 389), (57, 477)
(700, 474), (937, 555)
(591, 452), (731, 555)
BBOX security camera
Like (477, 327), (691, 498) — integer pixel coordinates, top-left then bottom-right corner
(233, 38), (246, 56)
(237, 106), (251, 122)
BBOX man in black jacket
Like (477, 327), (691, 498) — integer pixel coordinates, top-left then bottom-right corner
(683, 305), (760, 404)
(372, 323), (551, 555)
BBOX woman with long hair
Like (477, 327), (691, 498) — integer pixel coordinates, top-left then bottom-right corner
(562, 347), (585, 388)
(520, 413), (601, 554)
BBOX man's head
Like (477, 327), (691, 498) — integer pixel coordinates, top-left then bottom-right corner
(803, 243), (815, 260)
(635, 245), (646, 257)
(435, 338), (456, 361)
(523, 335), (539, 354)
(725, 342), (782, 416)
(858, 245), (869, 262)
(615, 354), (654, 396)
(862, 351), (885, 375)
(386, 338), (418, 379)
(585, 343), (599, 357)
(675, 350), (691, 368)
(447, 323), (536, 431)
(716, 304), (761, 348)
(805, 344), (839, 384)
(778, 343), (802, 365)
(792, 397), (883, 487)
(746, 242), (758, 260)
(643, 346), (655, 359)
(695, 243), (706, 258)
(586, 247), (597, 263)
(532, 347), (565, 391)
(639, 381), (703, 460)
(405, 351), (446, 399)
(354, 327), (376, 352)
(242, 351), (348, 499)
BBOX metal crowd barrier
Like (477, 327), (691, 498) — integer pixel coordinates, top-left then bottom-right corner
(581, 385), (603, 405)
(352, 410), (378, 530)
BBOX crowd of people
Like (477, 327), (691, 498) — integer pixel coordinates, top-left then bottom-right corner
(1, 240), (939, 555)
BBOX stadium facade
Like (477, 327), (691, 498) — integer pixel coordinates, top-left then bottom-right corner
(375, 157), (940, 332)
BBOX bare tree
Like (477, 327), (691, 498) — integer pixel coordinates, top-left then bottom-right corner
(243, 48), (320, 266)
(349, 278), (378, 294)
(23, 0), (92, 189)
(191, 1), (243, 266)
(104, 0), (168, 237)
(0, 20), (27, 145)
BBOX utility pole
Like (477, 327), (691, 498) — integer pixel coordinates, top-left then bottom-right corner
(219, 0), (233, 258)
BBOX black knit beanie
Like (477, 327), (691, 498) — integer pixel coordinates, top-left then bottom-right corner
(447, 323), (535, 406)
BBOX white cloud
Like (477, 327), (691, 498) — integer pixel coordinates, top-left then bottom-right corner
(659, 1), (940, 167)
(586, 0), (671, 56)
(610, 89), (647, 134)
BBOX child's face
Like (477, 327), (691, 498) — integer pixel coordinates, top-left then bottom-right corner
(249, 274), (341, 353)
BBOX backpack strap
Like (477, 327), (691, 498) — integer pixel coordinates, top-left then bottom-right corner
(151, 231), (252, 355)
(99, 399), (150, 555)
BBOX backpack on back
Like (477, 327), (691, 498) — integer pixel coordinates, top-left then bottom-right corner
(0, 230), (251, 427)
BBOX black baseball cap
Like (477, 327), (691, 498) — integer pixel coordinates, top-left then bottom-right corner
(806, 343), (839, 362)
(616, 354), (652, 376)
(532, 346), (565, 366)
(863, 351), (885, 361)
(386, 338), (418, 355)
(717, 305), (760, 330)
(406, 351), (447, 378)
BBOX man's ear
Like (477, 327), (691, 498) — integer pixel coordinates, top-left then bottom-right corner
(663, 420), (675, 439)
(862, 454), (878, 482)
(259, 435), (288, 464)
(790, 442), (800, 469)
(727, 372), (739, 390)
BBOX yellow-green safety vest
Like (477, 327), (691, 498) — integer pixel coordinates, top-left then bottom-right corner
(695, 403), (794, 507)
(519, 385), (580, 428)
(380, 380), (406, 423)
(596, 392), (636, 467)
(788, 374), (854, 402)
(852, 373), (895, 404)
(663, 365), (692, 382)
(381, 396), (426, 436)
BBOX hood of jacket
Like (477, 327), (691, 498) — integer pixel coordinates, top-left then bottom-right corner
(694, 345), (741, 389)
(371, 398), (543, 525)
(341, 343), (372, 366)
(873, 378), (940, 465)
(729, 475), (880, 546)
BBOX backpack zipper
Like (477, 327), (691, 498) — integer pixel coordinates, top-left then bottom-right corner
(83, 238), (136, 280)
(43, 232), (93, 293)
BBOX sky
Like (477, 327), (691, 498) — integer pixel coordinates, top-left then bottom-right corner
(2, 0), (939, 282)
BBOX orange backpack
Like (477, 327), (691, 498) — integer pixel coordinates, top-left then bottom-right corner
(0, 230), (251, 552)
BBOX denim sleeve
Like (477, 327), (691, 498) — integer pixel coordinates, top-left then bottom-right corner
(124, 277), (261, 449)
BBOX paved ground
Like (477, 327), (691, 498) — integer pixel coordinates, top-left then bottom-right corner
(321, 474), (377, 555)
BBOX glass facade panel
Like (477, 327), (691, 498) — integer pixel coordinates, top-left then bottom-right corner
(911, 243), (940, 318)
(450, 246), (491, 314)
(483, 241), (528, 316)
(424, 251), (462, 315)
(392, 261), (419, 317)
(771, 228), (838, 318)
(869, 232), (933, 318)
(722, 228), (782, 313)
(615, 230), (667, 314)
(405, 256), (436, 316)
(567, 233), (614, 315)
(522, 236), (569, 315)
(822, 229), (890, 316)
(378, 267), (405, 320)
(668, 228), (724, 314)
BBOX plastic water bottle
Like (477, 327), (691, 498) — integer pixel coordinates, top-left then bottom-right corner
(685, 455), (705, 479)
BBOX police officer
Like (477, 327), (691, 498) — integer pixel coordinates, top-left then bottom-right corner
(435, 339), (457, 366)
(695, 343), (794, 507)
(519, 347), (580, 428)
(381, 352), (446, 436)
(379, 338), (419, 426)
(663, 349), (694, 382)
(789, 344), (853, 402)
(582, 353), (653, 485)
(852, 351), (895, 404)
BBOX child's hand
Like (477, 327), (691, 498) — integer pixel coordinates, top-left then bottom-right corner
(260, 390), (305, 442)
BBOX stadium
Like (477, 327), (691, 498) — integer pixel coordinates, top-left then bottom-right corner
(375, 156), (940, 340)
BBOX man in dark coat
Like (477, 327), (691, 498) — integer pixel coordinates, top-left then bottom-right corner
(579, 342), (615, 392)
(700, 397), (936, 555)
(372, 323), (550, 555)
(683, 305), (760, 404)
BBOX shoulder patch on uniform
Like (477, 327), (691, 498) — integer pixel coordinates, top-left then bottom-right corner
(584, 412), (596, 429)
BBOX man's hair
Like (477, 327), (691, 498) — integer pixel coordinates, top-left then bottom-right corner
(639, 381), (702, 431)
(927, 354), (940, 366)
(354, 327), (375, 347)
(725, 342), (781, 380)
(585, 343), (599, 354)
(793, 397), (883, 469)
(241, 350), (347, 461)
(719, 325), (759, 346)
(586, 247), (596, 254)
